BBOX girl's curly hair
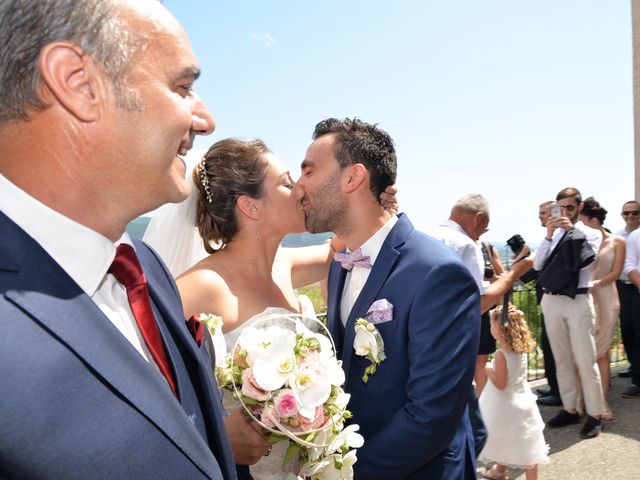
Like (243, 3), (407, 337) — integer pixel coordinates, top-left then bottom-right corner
(490, 303), (536, 353)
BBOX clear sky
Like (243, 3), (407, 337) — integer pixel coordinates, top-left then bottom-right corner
(164, 0), (633, 246)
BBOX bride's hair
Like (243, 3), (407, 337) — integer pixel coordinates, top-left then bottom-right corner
(193, 138), (270, 253)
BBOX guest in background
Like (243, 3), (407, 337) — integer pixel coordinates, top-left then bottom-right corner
(621, 220), (640, 398)
(538, 201), (553, 229)
(534, 188), (604, 439)
(616, 200), (640, 378)
(478, 305), (550, 480)
(430, 193), (533, 459)
(535, 201), (562, 407)
(476, 240), (506, 394)
(580, 198), (624, 420)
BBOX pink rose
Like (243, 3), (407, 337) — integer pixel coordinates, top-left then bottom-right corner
(296, 405), (328, 432)
(232, 346), (247, 368)
(241, 368), (271, 401)
(260, 405), (276, 428)
(274, 390), (299, 418)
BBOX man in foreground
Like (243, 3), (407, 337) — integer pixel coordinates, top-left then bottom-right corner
(0, 1), (235, 478)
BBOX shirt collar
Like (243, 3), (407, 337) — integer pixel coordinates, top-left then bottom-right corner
(0, 173), (132, 296)
(441, 219), (467, 236)
(348, 215), (398, 266)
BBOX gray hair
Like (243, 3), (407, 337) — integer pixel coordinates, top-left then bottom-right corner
(452, 193), (490, 216)
(0, 0), (144, 123)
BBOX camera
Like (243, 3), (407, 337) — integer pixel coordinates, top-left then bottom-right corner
(506, 234), (526, 256)
(484, 266), (495, 279)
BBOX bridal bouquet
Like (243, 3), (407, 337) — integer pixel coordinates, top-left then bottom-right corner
(213, 313), (363, 480)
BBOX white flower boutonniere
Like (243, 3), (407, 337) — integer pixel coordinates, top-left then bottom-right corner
(198, 313), (228, 368)
(353, 299), (393, 383)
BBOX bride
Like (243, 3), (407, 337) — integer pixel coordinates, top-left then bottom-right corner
(143, 138), (396, 480)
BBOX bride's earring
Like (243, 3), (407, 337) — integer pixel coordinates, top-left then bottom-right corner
(256, 221), (260, 241)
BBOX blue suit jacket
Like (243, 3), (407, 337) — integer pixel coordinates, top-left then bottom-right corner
(0, 212), (236, 480)
(327, 214), (480, 480)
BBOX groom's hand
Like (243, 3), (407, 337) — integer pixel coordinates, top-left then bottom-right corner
(224, 409), (271, 465)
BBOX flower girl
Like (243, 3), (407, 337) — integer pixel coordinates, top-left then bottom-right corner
(479, 304), (550, 480)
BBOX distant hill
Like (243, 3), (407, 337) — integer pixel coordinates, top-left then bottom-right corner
(126, 216), (151, 239)
(282, 232), (334, 247)
(127, 216), (333, 248)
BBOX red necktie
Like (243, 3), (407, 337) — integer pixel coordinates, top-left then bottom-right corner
(109, 244), (178, 398)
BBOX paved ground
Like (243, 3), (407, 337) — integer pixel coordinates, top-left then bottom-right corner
(478, 364), (640, 479)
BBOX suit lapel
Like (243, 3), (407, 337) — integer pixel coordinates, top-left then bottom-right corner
(327, 260), (347, 358)
(139, 243), (235, 479)
(341, 246), (399, 380)
(340, 214), (412, 382)
(2, 218), (220, 480)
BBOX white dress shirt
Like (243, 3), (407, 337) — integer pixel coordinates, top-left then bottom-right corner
(617, 228), (634, 281)
(533, 220), (602, 289)
(623, 227), (640, 280)
(429, 219), (487, 294)
(0, 173), (159, 370)
(340, 215), (398, 325)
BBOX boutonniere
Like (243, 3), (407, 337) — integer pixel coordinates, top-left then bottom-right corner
(186, 314), (206, 347)
(353, 299), (393, 383)
(188, 313), (228, 368)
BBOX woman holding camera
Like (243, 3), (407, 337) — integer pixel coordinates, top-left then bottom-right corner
(475, 241), (506, 395)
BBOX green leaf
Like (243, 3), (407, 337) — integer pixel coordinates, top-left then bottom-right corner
(283, 442), (302, 465)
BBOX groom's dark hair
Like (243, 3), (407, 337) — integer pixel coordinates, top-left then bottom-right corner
(312, 117), (397, 202)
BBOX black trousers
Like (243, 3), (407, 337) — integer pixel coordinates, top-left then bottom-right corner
(617, 280), (636, 366)
(539, 312), (559, 395)
(629, 287), (640, 385)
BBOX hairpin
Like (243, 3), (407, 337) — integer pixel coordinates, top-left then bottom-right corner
(199, 157), (213, 203)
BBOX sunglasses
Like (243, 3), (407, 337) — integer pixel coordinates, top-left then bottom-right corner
(623, 211), (640, 216)
(560, 204), (577, 212)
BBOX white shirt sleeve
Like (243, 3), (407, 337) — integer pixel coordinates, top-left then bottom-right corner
(624, 229), (640, 277)
(459, 242), (487, 294)
(533, 235), (554, 271)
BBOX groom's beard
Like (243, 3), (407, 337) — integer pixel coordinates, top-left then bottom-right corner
(304, 172), (349, 234)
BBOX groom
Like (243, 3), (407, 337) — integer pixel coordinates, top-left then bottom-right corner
(296, 118), (481, 479)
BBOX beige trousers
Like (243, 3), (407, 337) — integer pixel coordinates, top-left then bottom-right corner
(541, 293), (604, 416)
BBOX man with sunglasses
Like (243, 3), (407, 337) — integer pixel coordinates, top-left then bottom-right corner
(616, 201), (640, 379)
(533, 187), (604, 439)
(621, 202), (640, 398)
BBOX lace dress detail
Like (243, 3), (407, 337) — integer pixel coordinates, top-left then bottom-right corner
(479, 350), (550, 469)
(222, 295), (317, 480)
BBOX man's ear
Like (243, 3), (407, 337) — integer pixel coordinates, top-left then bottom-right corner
(236, 195), (262, 221)
(38, 42), (106, 122)
(343, 163), (367, 193)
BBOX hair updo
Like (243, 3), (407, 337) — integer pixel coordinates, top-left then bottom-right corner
(581, 196), (607, 225)
(193, 138), (270, 253)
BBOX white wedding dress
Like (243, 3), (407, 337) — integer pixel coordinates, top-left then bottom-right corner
(224, 295), (317, 480)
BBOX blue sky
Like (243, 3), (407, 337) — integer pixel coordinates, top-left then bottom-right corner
(164, 0), (633, 245)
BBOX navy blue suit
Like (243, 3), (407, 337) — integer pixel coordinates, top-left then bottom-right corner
(327, 214), (480, 479)
(0, 212), (236, 480)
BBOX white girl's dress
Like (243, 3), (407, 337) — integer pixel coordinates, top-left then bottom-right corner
(479, 349), (550, 468)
